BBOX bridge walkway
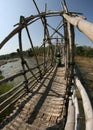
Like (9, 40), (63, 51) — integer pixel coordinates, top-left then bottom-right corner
(1, 66), (67, 130)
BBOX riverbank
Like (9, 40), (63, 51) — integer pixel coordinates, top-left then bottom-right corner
(0, 61), (7, 67)
(0, 58), (19, 67)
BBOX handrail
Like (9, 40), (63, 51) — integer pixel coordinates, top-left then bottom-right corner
(0, 60), (53, 115)
(0, 62), (52, 99)
(72, 89), (80, 130)
(0, 60), (51, 85)
(65, 98), (75, 130)
(75, 77), (93, 130)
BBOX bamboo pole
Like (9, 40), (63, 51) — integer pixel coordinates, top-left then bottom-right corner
(17, 49), (39, 82)
(67, 22), (75, 85)
(65, 98), (75, 130)
(63, 14), (93, 42)
(47, 23), (64, 38)
(32, 0), (54, 64)
(42, 4), (47, 74)
(75, 77), (93, 130)
(63, 17), (69, 81)
(43, 16), (46, 74)
(0, 11), (63, 49)
(72, 89), (80, 130)
(18, 17), (30, 92)
(25, 26), (43, 79)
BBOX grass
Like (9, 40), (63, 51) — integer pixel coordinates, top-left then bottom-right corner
(0, 73), (14, 123)
(0, 74), (4, 80)
(0, 71), (14, 95)
(74, 56), (93, 129)
(75, 56), (93, 107)
(0, 83), (14, 95)
(0, 73), (13, 95)
(75, 56), (93, 88)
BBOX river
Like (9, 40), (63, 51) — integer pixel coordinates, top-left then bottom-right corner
(0, 57), (38, 85)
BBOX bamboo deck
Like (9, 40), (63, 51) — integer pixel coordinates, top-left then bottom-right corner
(1, 66), (67, 130)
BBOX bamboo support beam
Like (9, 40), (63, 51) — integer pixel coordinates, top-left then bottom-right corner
(0, 11), (63, 49)
(18, 17), (30, 92)
(63, 13), (93, 42)
(63, 17), (69, 80)
(25, 26), (43, 79)
(43, 16), (47, 73)
(47, 23), (64, 38)
(17, 49), (39, 82)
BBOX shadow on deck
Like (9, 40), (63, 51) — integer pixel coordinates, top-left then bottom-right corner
(1, 66), (67, 130)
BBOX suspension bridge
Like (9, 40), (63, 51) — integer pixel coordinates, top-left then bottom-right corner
(0, 0), (93, 130)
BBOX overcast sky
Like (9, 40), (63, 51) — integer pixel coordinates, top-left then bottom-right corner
(0, 0), (93, 55)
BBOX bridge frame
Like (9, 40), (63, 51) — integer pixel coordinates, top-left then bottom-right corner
(0, 0), (93, 130)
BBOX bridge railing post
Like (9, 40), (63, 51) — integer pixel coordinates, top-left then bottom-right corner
(67, 23), (75, 85)
(63, 0), (75, 91)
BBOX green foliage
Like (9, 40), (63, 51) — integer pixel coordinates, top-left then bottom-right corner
(0, 71), (4, 80)
(0, 45), (56, 60)
(0, 74), (4, 80)
(0, 83), (14, 95)
(27, 48), (34, 56)
(0, 52), (18, 60)
(75, 45), (93, 57)
(0, 72), (14, 123)
(0, 71), (14, 95)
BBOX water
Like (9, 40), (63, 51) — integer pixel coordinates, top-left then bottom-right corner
(0, 59), (22, 78)
(0, 58), (37, 78)
(0, 58), (37, 85)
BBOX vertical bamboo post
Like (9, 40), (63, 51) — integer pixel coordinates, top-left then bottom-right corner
(62, 0), (70, 82)
(63, 18), (69, 80)
(63, 0), (75, 86)
(32, 0), (54, 65)
(43, 4), (47, 74)
(67, 22), (75, 85)
(18, 16), (29, 92)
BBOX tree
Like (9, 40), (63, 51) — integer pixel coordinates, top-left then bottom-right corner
(75, 45), (93, 57)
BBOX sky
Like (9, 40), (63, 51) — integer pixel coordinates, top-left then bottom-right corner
(0, 0), (93, 55)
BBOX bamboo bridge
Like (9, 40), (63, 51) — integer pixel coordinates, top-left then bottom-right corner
(0, 0), (93, 130)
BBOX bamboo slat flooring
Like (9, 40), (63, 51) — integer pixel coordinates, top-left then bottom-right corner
(1, 66), (67, 130)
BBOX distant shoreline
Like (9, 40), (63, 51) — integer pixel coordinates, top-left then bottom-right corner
(0, 58), (19, 67)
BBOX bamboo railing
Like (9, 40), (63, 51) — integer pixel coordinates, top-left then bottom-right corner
(0, 60), (53, 119)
